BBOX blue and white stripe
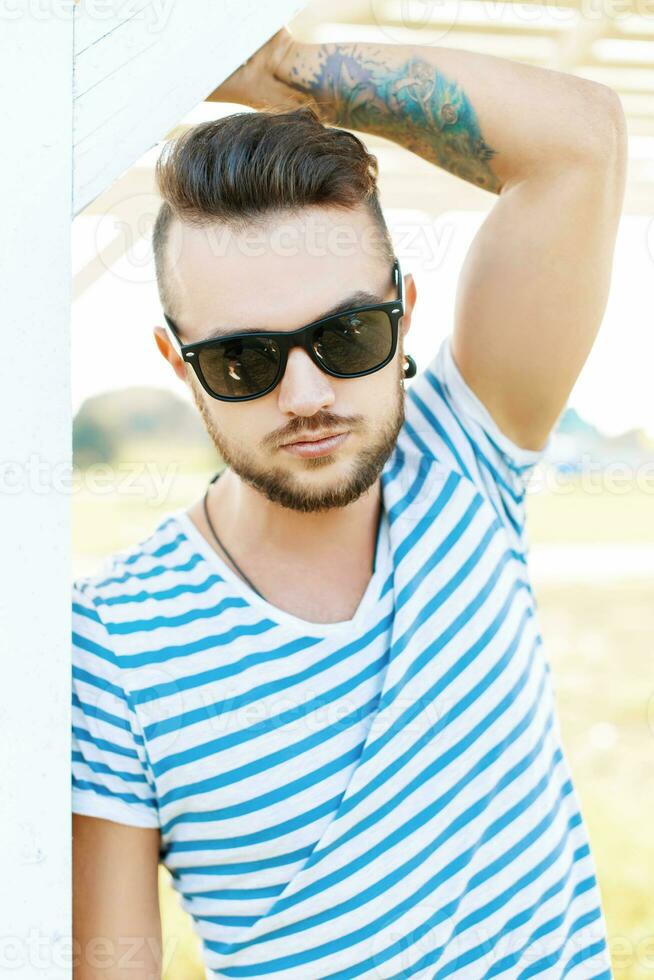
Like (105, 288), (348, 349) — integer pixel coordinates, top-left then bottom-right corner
(72, 336), (611, 978)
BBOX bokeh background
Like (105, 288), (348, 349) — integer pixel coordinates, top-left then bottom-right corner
(72, 1), (654, 976)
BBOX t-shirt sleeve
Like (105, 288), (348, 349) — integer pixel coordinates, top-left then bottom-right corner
(71, 580), (160, 828)
(404, 334), (553, 556)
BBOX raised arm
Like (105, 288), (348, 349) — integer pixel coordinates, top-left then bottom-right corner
(209, 28), (628, 450)
(73, 814), (162, 979)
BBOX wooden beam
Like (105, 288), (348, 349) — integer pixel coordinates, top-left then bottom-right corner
(73, 0), (308, 214)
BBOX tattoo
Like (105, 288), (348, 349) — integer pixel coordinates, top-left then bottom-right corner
(286, 44), (501, 193)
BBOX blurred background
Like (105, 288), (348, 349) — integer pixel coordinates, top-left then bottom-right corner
(72, 1), (654, 976)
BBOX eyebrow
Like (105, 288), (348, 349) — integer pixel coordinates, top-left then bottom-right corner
(200, 289), (387, 342)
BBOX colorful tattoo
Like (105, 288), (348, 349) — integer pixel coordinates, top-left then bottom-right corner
(285, 44), (501, 193)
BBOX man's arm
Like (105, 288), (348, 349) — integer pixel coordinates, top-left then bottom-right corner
(73, 814), (162, 979)
(210, 30), (628, 450)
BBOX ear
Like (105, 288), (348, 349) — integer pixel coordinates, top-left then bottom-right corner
(400, 272), (417, 340)
(153, 326), (187, 382)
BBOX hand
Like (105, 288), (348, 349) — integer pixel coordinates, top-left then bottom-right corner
(206, 27), (307, 112)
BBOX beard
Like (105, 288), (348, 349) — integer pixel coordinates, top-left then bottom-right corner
(188, 352), (406, 514)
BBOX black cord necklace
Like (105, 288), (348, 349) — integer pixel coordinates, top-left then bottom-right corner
(202, 469), (385, 601)
(202, 471), (264, 597)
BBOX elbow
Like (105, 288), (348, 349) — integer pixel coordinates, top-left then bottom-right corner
(577, 82), (628, 173)
(586, 85), (629, 217)
(609, 92), (629, 175)
(596, 85), (628, 166)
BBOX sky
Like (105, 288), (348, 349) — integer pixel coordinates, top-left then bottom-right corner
(71, 204), (654, 439)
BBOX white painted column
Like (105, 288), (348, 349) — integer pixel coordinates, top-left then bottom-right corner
(0, 8), (74, 980)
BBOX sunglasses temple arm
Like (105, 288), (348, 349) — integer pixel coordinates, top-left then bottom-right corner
(163, 314), (185, 355)
(396, 258), (404, 307)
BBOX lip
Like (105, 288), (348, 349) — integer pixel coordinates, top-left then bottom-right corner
(281, 432), (350, 458)
(282, 430), (347, 446)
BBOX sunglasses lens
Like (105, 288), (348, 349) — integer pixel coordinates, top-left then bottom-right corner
(313, 310), (393, 375)
(194, 309), (395, 400)
(198, 337), (281, 399)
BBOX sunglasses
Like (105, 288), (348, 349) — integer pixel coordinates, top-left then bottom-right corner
(162, 257), (405, 402)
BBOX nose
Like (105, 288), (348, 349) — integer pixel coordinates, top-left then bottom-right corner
(276, 345), (336, 416)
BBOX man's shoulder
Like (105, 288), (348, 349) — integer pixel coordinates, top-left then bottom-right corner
(71, 509), (201, 687)
(401, 334), (549, 488)
(72, 509), (190, 612)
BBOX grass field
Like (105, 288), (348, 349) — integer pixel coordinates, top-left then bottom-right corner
(72, 472), (654, 979)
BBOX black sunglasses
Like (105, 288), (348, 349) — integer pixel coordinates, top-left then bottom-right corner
(162, 257), (405, 402)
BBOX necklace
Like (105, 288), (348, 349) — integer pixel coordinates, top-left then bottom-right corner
(202, 470), (264, 597)
(201, 469), (385, 601)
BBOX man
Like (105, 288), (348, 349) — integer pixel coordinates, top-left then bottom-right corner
(72, 25), (626, 979)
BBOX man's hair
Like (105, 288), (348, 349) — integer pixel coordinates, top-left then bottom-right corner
(152, 104), (394, 323)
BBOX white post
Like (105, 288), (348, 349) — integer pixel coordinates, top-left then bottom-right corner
(0, 8), (74, 980)
(0, 3), (307, 977)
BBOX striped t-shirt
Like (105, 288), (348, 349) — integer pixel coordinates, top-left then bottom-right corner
(72, 335), (611, 979)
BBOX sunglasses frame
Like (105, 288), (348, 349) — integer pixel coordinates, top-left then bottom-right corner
(162, 256), (405, 402)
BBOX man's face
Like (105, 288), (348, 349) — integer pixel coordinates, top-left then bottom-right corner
(159, 204), (412, 514)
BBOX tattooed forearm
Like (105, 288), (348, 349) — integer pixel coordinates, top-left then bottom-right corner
(279, 43), (501, 194)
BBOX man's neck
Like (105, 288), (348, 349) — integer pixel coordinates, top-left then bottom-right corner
(198, 467), (383, 575)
